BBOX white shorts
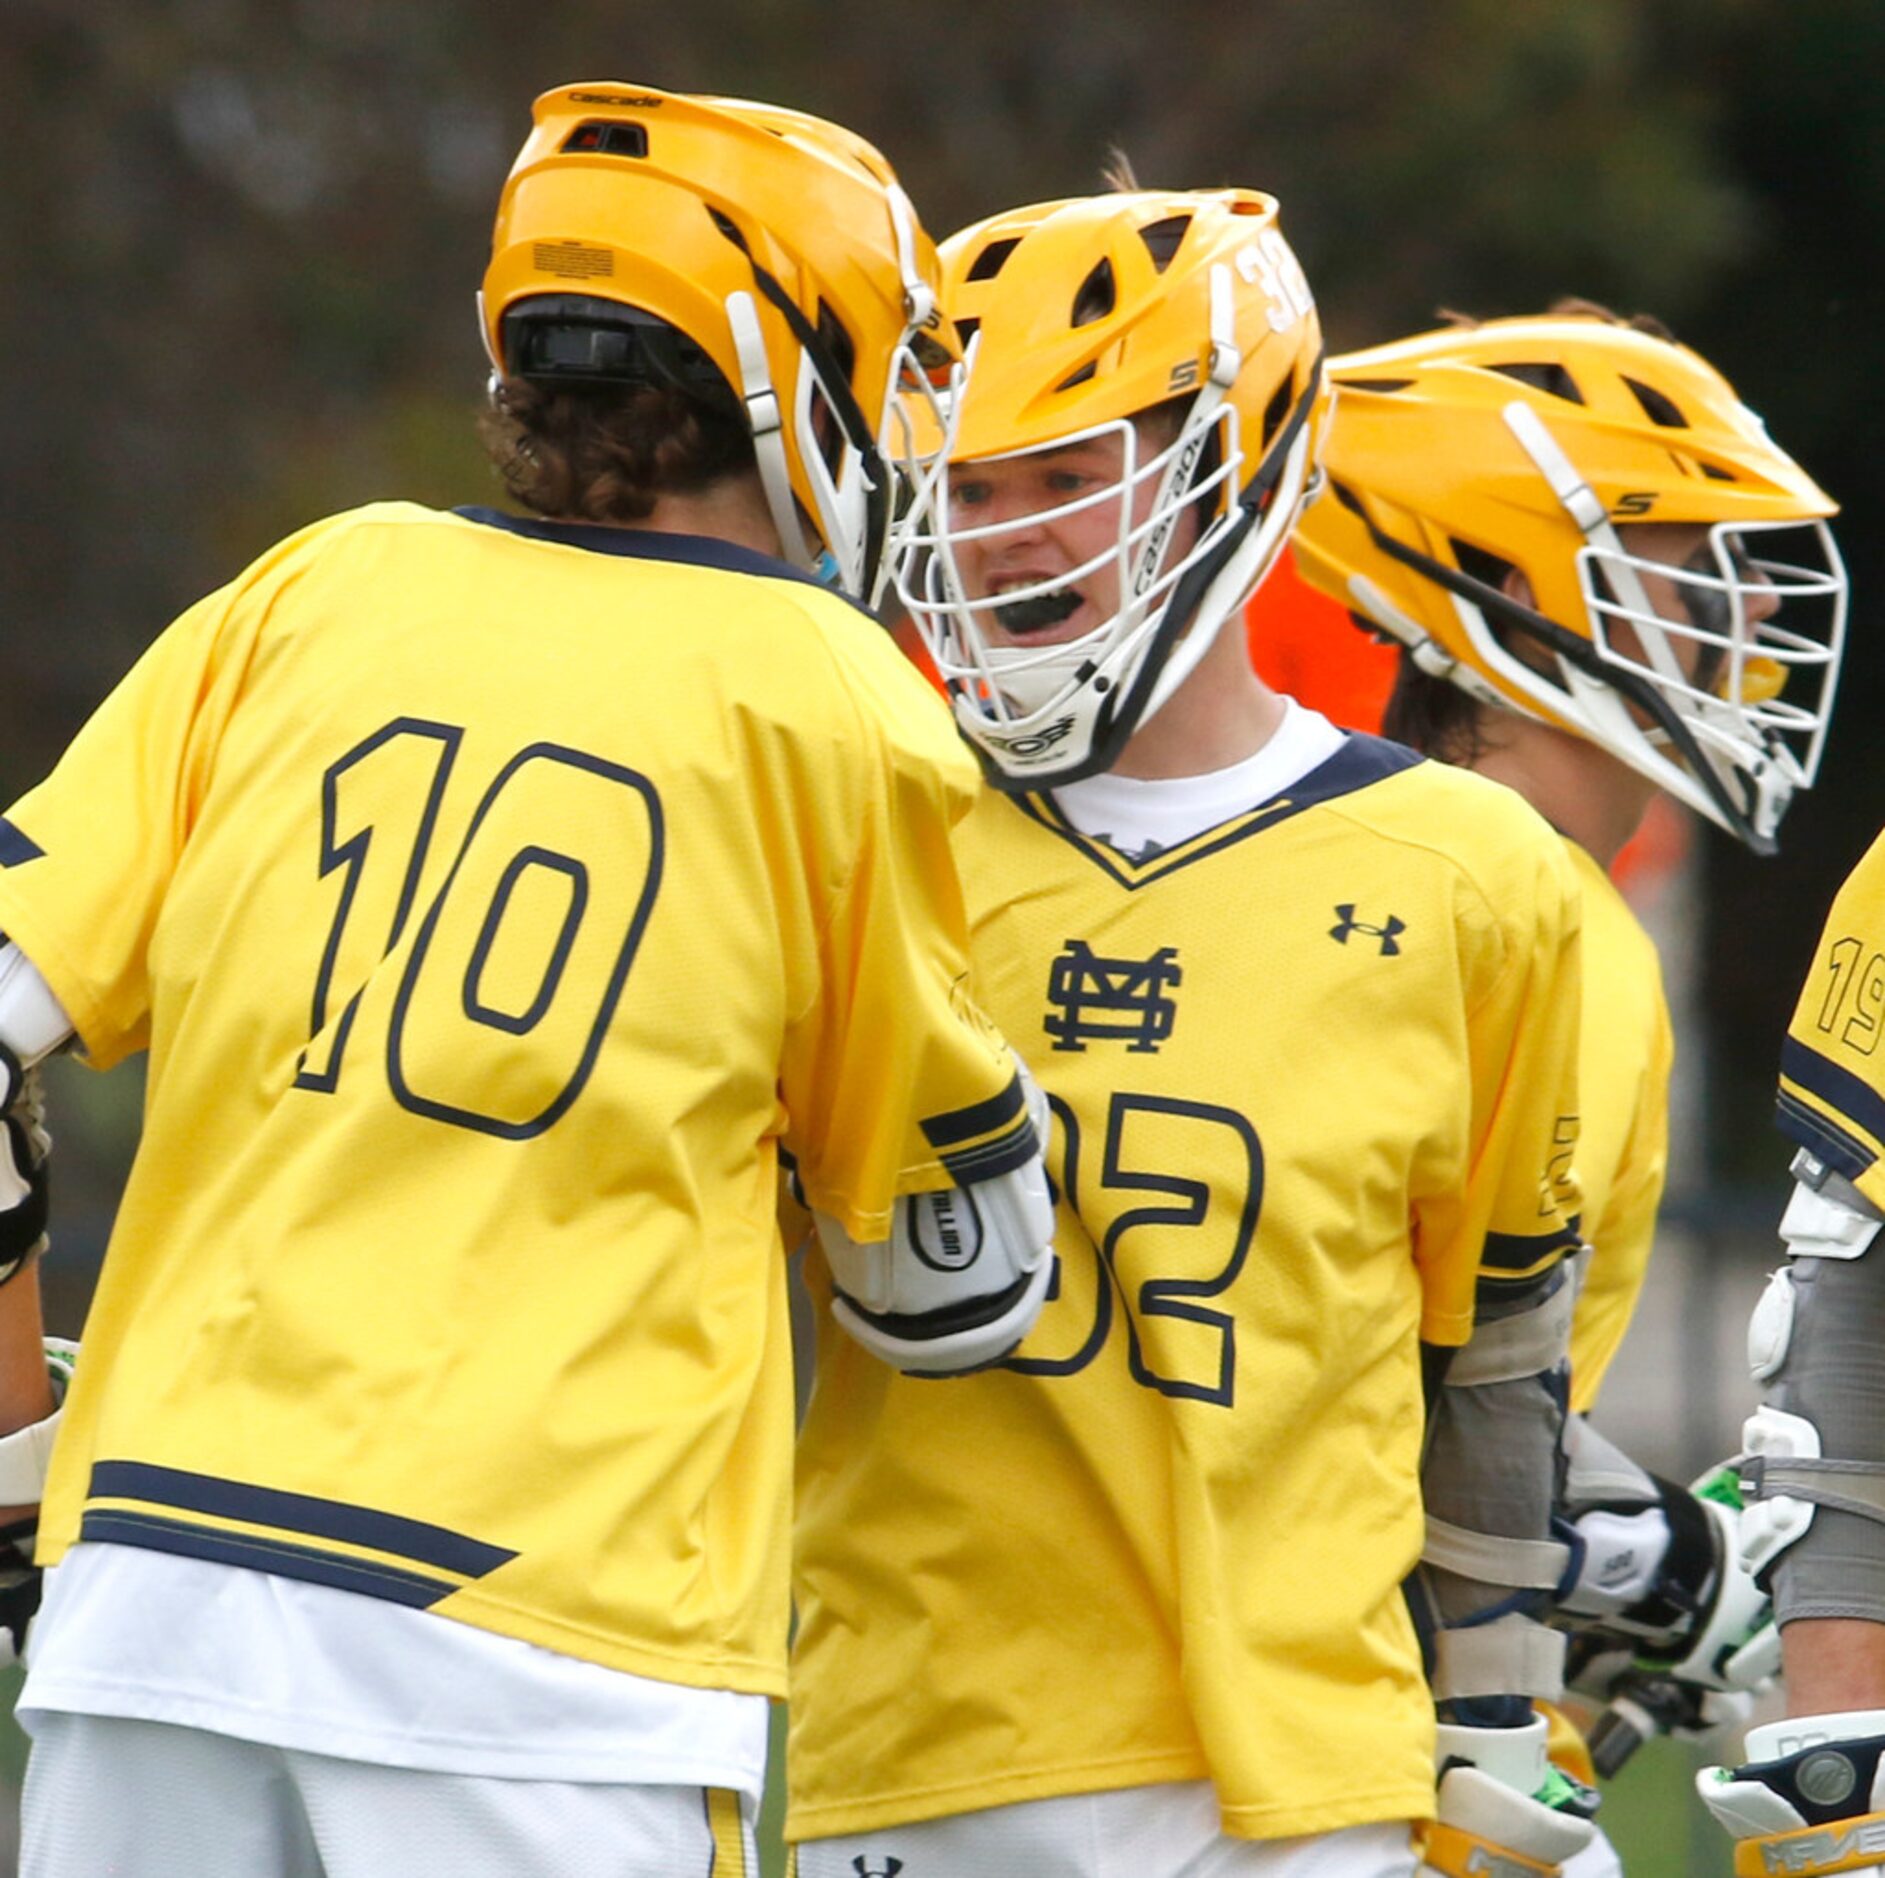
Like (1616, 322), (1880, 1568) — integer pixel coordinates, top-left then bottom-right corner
(794, 1782), (1417, 1878)
(20, 1712), (757, 1878)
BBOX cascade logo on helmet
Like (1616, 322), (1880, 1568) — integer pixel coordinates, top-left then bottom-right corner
(1293, 312), (1847, 852)
(895, 188), (1327, 789)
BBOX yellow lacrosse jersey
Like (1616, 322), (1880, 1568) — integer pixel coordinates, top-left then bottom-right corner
(0, 501), (1031, 1699)
(1562, 840), (1673, 1412)
(1777, 829), (1885, 1212)
(790, 739), (1583, 1843)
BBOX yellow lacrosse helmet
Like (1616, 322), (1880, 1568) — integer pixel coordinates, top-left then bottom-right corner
(482, 82), (959, 600)
(896, 188), (1326, 787)
(1293, 315), (1846, 851)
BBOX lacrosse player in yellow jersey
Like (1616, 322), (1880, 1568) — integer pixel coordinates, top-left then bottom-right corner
(1698, 832), (1885, 1875)
(0, 83), (1056, 1878)
(1292, 305), (1849, 1874)
(789, 187), (1591, 1878)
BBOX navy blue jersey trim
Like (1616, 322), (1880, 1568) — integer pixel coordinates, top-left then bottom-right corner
(1777, 1088), (1879, 1186)
(1013, 734), (1426, 891)
(1480, 1215), (1583, 1275)
(79, 1510), (455, 1609)
(451, 507), (874, 617)
(1781, 1038), (1885, 1160)
(937, 1117), (1039, 1186)
(0, 821), (44, 868)
(87, 1460), (516, 1579)
(921, 1074), (1025, 1151)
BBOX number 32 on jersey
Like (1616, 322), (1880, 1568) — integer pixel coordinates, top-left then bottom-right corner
(1009, 1090), (1264, 1408)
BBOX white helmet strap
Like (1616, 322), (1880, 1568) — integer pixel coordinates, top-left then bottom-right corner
(886, 184), (935, 331)
(726, 289), (815, 568)
(1500, 400), (1680, 684)
(1207, 261), (1242, 389)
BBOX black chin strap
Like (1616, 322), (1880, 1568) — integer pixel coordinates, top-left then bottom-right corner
(1240, 346), (1325, 517)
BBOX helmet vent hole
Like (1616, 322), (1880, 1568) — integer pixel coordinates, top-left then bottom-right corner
(1137, 215), (1192, 273)
(1057, 362), (1098, 391)
(966, 237), (1021, 281)
(1450, 538), (1519, 593)
(816, 300), (857, 390)
(1700, 461), (1739, 482)
(1071, 259), (1117, 328)
(561, 121), (649, 159)
(1490, 361), (1584, 405)
(1623, 375), (1689, 427)
(1342, 377), (1414, 394)
(1258, 376), (1293, 451)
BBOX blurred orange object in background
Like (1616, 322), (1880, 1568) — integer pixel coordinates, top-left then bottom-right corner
(1245, 546), (1398, 735)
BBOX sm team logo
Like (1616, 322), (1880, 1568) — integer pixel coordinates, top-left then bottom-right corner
(1044, 940), (1181, 1053)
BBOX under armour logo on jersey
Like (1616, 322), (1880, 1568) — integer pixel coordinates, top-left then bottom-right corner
(851, 1858), (904, 1877)
(1329, 905), (1405, 956)
(1044, 940), (1181, 1053)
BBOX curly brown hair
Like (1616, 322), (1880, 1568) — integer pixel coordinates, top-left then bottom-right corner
(478, 377), (756, 525)
(1382, 651), (1496, 766)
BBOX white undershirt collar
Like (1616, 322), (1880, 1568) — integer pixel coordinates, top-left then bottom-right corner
(1051, 698), (1346, 861)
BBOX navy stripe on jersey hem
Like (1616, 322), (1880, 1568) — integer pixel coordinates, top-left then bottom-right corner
(451, 507), (874, 616)
(87, 1460), (516, 1579)
(1017, 733), (1426, 890)
(79, 1510), (457, 1608)
(1777, 1089), (1879, 1186)
(921, 1074), (1025, 1151)
(0, 821), (44, 867)
(1781, 1038), (1885, 1159)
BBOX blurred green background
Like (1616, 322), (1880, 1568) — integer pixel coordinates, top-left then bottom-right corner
(5, 2), (1882, 1871)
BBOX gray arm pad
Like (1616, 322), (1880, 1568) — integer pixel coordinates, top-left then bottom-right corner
(1419, 1268), (1575, 1701)
(1749, 1162), (1885, 1625)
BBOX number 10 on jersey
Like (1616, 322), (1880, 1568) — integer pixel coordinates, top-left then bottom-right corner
(295, 716), (664, 1139)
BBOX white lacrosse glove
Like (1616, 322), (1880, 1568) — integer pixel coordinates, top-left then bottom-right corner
(1419, 1717), (1598, 1877)
(1565, 1461), (1778, 1774)
(0, 1055), (51, 1286)
(1701, 1710), (1885, 1877)
(0, 1336), (79, 1666)
(817, 1055), (1055, 1375)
